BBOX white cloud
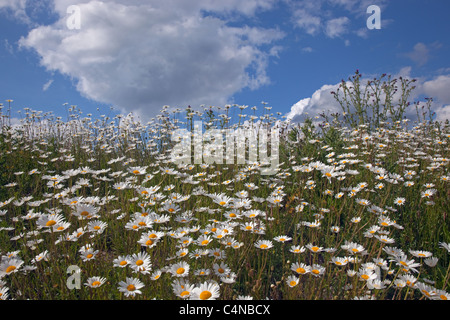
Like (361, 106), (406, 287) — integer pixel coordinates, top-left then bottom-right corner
(293, 9), (322, 36)
(405, 43), (430, 66)
(325, 17), (350, 38)
(42, 79), (53, 91)
(18, 0), (283, 121)
(286, 83), (340, 122)
(0, 0), (28, 23)
(403, 42), (442, 67)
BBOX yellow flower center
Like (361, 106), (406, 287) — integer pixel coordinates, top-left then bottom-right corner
(199, 291), (212, 300)
(296, 268), (305, 274)
(94, 226), (101, 230)
(361, 274), (369, 280)
(218, 268), (225, 274)
(146, 240), (154, 246)
(133, 170), (140, 175)
(312, 269), (320, 274)
(311, 246), (319, 252)
(180, 291), (190, 297)
(201, 240), (209, 246)
(219, 201), (226, 206)
(127, 284), (136, 291)
(260, 244), (268, 249)
(136, 260), (144, 266)
(176, 267), (185, 274)
(80, 211), (90, 216)
(290, 281), (297, 286)
(46, 220), (56, 227)
(6, 265), (16, 273)
(86, 254), (93, 259)
(92, 281), (101, 287)
(120, 261), (127, 266)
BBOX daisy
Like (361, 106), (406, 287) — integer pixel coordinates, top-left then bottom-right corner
(409, 250), (432, 259)
(196, 234), (212, 246)
(424, 257), (439, 267)
(310, 264), (326, 277)
(129, 166), (147, 176)
(374, 235), (395, 244)
(393, 197), (406, 206)
(291, 262), (310, 275)
(330, 256), (349, 266)
(195, 268), (211, 277)
(85, 276), (107, 288)
(274, 235), (292, 243)
(306, 243), (323, 253)
(137, 234), (159, 248)
(191, 281), (220, 300)
(87, 220), (107, 234)
(254, 240), (273, 250)
(73, 204), (100, 220)
(432, 289), (450, 301)
(118, 277), (145, 297)
(113, 255), (131, 268)
(416, 282), (437, 299)
(220, 272), (237, 284)
(421, 189), (436, 198)
(172, 279), (195, 299)
(213, 262), (230, 277)
(286, 275), (299, 288)
(130, 252), (152, 272)
(342, 241), (366, 255)
(32, 250), (49, 263)
(81, 248), (99, 262)
(391, 254), (421, 273)
(439, 242), (450, 253)
(169, 261), (190, 277)
(150, 269), (162, 281)
(0, 286), (9, 300)
(36, 213), (65, 229)
(143, 230), (165, 241)
(289, 245), (306, 254)
(0, 258), (24, 277)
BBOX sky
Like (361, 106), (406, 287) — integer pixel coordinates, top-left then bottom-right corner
(0, 0), (449, 124)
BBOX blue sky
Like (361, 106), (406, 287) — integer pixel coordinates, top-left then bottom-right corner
(1, 0), (449, 123)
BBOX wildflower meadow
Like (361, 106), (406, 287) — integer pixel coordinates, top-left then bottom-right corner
(0, 71), (449, 301)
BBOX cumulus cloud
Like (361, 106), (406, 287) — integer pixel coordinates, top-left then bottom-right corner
(18, 0), (283, 121)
